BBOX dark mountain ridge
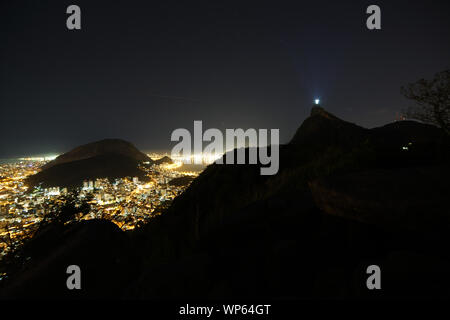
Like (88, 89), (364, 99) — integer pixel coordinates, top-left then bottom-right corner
(290, 106), (369, 150)
(153, 156), (173, 165)
(26, 139), (151, 189)
(41, 139), (151, 170)
(3, 107), (450, 299)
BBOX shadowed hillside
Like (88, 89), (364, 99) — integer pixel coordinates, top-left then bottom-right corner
(26, 139), (151, 189)
(41, 139), (151, 170)
(153, 156), (173, 165)
(2, 107), (450, 299)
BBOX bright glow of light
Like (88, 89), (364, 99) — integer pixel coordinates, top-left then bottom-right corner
(18, 154), (59, 161)
(171, 152), (224, 165)
(161, 161), (183, 170)
(314, 99), (320, 105)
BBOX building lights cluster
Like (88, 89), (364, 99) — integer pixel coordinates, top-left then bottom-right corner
(0, 153), (202, 259)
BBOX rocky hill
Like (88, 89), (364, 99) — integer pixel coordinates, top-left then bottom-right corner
(153, 156), (173, 165)
(290, 106), (369, 150)
(3, 107), (450, 299)
(26, 139), (151, 188)
(42, 139), (151, 170)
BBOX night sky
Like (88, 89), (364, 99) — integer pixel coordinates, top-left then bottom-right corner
(1, 0), (449, 157)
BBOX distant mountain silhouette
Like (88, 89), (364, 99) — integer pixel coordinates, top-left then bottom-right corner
(153, 156), (173, 165)
(3, 107), (450, 299)
(26, 139), (151, 188)
(42, 139), (150, 170)
(290, 106), (369, 150)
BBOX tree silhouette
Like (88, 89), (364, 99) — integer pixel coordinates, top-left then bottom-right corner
(40, 191), (91, 227)
(401, 69), (450, 135)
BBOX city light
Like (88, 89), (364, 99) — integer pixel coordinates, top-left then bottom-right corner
(18, 154), (59, 161)
(314, 99), (320, 105)
(171, 152), (224, 165)
(0, 153), (203, 259)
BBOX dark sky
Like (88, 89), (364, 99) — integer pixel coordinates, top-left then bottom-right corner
(1, 0), (449, 157)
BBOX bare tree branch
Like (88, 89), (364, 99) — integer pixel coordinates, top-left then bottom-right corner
(401, 70), (450, 135)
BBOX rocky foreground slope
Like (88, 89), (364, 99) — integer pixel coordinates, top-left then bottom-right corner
(2, 107), (449, 299)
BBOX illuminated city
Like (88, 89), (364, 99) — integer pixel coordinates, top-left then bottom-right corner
(0, 153), (204, 260)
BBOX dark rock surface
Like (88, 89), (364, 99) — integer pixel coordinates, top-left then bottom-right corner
(168, 175), (195, 187)
(3, 107), (450, 299)
(0, 220), (138, 299)
(309, 166), (450, 232)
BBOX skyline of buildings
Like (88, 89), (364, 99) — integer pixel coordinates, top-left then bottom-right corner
(0, 153), (203, 261)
